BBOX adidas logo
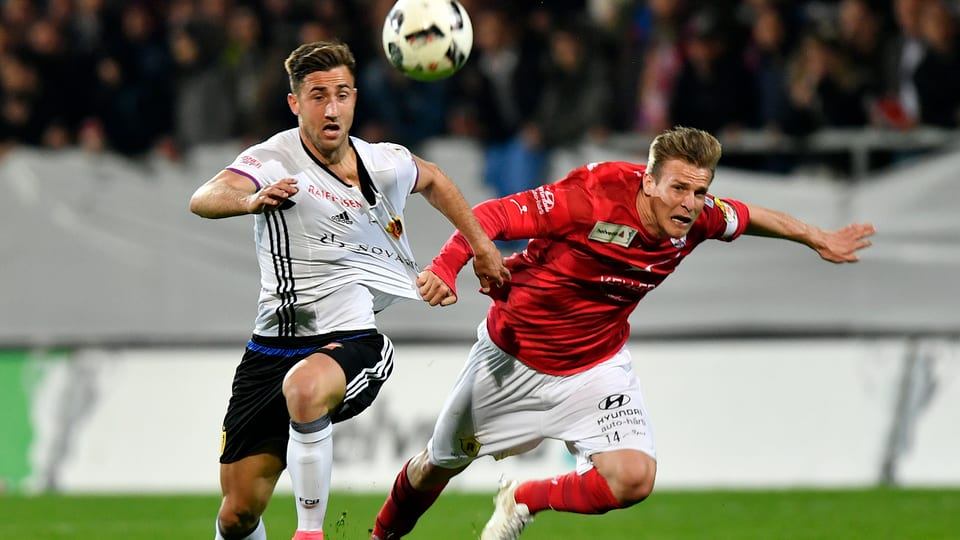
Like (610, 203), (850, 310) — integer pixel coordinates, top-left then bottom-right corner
(330, 211), (353, 225)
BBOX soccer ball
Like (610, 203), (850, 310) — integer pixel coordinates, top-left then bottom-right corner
(381, 0), (473, 81)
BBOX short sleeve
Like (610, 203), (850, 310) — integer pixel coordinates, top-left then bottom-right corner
(702, 196), (750, 241)
(225, 148), (290, 190)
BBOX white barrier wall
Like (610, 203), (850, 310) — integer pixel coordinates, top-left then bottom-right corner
(3, 141), (960, 346)
(11, 338), (958, 494)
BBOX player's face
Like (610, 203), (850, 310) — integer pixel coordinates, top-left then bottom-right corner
(288, 66), (356, 157)
(644, 159), (713, 238)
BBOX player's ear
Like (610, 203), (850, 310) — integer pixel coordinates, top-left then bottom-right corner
(287, 93), (299, 115)
(642, 172), (655, 196)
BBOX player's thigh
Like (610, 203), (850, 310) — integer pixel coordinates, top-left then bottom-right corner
(429, 324), (546, 467)
(323, 332), (395, 423)
(283, 351), (348, 418)
(219, 452), (285, 516)
(548, 348), (657, 473)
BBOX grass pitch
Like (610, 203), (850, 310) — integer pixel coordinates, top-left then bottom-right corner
(1, 488), (958, 539)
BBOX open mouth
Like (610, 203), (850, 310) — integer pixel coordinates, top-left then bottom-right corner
(671, 215), (692, 225)
(321, 123), (340, 136)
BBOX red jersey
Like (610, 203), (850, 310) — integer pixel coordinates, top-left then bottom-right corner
(429, 161), (750, 375)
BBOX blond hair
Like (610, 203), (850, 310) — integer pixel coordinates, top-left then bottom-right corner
(646, 126), (722, 180)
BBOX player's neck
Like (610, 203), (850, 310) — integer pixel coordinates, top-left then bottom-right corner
(300, 128), (350, 167)
(635, 192), (664, 240)
(311, 144), (349, 167)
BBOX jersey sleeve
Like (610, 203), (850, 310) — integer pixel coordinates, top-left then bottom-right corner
(224, 147), (290, 190)
(701, 195), (751, 241)
(426, 178), (586, 293)
(372, 141), (419, 195)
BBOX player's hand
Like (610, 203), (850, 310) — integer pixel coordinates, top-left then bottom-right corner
(472, 243), (510, 293)
(246, 178), (298, 214)
(816, 223), (876, 263)
(418, 270), (458, 306)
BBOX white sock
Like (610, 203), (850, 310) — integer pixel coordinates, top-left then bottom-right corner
(287, 416), (333, 532)
(215, 517), (266, 540)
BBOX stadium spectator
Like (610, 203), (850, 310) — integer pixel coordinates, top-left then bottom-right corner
(350, 0), (450, 150)
(913, 0), (960, 127)
(355, 57), (451, 150)
(782, 31), (869, 136)
(615, 0), (688, 134)
(744, 3), (793, 132)
(0, 0), (957, 174)
(876, 0), (926, 129)
(369, 126), (876, 540)
(531, 23), (612, 154)
(188, 40), (509, 540)
(668, 9), (755, 137)
(221, 6), (268, 144)
(169, 22), (235, 153)
(0, 50), (50, 147)
(742, 3), (795, 172)
(86, 3), (174, 156)
(448, 6), (544, 198)
(835, 0), (885, 99)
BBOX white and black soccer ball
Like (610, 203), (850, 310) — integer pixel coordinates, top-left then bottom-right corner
(381, 0), (473, 81)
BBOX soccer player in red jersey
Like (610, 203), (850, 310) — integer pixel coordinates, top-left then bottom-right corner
(369, 126), (876, 540)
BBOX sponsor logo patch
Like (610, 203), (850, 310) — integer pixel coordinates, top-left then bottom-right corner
(509, 198), (528, 215)
(532, 186), (555, 214)
(714, 196), (734, 223)
(460, 435), (481, 457)
(330, 211), (353, 225)
(386, 217), (404, 239)
(588, 222), (637, 247)
(598, 394), (632, 410)
(240, 155), (262, 168)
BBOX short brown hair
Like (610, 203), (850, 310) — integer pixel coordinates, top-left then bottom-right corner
(284, 40), (357, 94)
(647, 126), (722, 180)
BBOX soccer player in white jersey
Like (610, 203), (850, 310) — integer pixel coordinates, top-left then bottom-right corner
(369, 126), (877, 540)
(189, 40), (510, 540)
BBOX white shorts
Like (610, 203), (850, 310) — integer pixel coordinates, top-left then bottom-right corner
(428, 322), (657, 474)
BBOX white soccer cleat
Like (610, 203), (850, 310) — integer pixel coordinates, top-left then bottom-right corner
(479, 479), (533, 540)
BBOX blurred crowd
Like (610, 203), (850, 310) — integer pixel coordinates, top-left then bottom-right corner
(1, 0), (959, 180)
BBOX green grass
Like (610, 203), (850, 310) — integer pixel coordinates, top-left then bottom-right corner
(1, 488), (958, 539)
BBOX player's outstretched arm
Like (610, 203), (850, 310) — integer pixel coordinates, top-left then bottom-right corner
(744, 204), (876, 263)
(189, 170), (298, 218)
(411, 155), (511, 291)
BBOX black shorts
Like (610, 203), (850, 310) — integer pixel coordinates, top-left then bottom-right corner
(219, 330), (394, 464)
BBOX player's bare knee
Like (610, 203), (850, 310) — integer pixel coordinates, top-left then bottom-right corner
(282, 363), (327, 420)
(610, 457), (656, 506)
(217, 502), (260, 535)
(407, 448), (464, 490)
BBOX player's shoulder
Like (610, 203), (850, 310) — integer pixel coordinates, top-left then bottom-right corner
(237, 128), (299, 164)
(353, 136), (414, 166)
(560, 161), (644, 193)
(575, 160), (643, 180)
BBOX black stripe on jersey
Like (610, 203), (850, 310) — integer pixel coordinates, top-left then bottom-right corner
(266, 210), (297, 337)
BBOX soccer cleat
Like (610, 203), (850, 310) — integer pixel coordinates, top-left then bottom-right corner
(292, 530), (324, 540)
(479, 479), (533, 540)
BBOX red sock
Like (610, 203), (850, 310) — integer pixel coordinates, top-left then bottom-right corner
(371, 460), (447, 539)
(514, 468), (623, 515)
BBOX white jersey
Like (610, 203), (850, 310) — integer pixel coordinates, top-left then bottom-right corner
(226, 129), (421, 337)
